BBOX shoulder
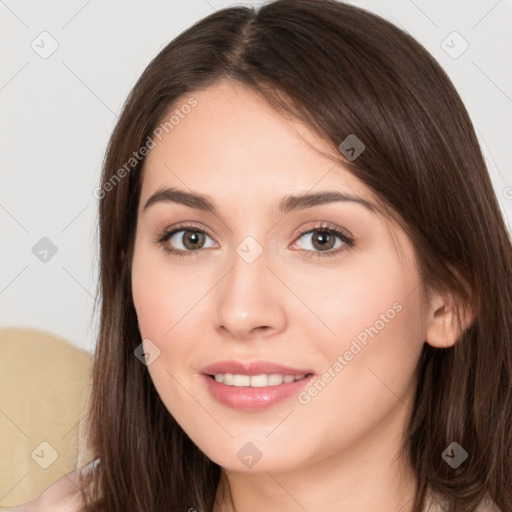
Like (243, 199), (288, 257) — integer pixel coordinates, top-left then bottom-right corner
(0, 459), (100, 512)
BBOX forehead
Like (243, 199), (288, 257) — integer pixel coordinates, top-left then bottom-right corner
(139, 81), (378, 211)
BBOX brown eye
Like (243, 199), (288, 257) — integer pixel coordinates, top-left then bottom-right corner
(292, 224), (355, 260)
(309, 230), (337, 251)
(180, 230), (206, 250)
(295, 227), (350, 252)
(157, 226), (217, 256)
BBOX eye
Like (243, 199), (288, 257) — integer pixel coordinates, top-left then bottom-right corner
(156, 222), (355, 259)
(156, 224), (217, 257)
(291, 223), (355, 259)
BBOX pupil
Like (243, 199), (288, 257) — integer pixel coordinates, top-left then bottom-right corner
(185, 231), (203, 249)
(314, 231), (334, 250)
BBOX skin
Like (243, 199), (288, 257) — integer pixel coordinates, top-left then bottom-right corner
(130, 80), (470, 512)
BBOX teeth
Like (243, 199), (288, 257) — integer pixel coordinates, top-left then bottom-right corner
(234, 374), (250, 386)
(269, 374), (284, 385)
(213, 373), (307, 387)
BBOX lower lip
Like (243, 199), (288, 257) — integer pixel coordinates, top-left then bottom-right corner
(201, 374), (315, 412)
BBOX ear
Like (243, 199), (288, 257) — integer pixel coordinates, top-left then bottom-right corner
(425, 290), (474, 348)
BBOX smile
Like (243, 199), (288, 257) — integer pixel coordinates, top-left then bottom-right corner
(202, 373), (315, 412)
(210, 373), (308, 387)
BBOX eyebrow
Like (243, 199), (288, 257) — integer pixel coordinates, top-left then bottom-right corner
(143, 186), (377, 215)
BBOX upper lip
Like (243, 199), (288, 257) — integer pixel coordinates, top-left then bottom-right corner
(201, 360), (315, 377)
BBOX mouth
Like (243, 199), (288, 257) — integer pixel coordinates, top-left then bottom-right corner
(205, 372), (314, 387)
(199, 360), (316, 411)
(200, 359), (315, 379)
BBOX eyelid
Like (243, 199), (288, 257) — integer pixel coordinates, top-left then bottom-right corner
(293, 221), (354, 243)
(290, 222), (355, 258)
(157, 221), (215, 241)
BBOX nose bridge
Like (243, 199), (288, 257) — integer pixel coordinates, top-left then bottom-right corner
(230, 235), (268, 295)
(213, 234), (286, 337)
(224, 234), (272, 310)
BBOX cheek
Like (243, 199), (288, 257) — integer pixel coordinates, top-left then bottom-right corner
(131, 242), (214, 410)
(309, 264), (423, 413)
(291, 243), (420, 352)
(293, 243), (425, 405)
(131, 241), (198, 341)
(131, 247), (201, 413)
(289, 284), (424, 457)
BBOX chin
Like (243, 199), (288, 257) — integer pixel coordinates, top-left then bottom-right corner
(197, 439), (310, 474)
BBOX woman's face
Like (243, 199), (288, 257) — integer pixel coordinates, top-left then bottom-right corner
(131, 80), (428, 474)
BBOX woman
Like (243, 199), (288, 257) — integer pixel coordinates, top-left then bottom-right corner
(4, 0), (511, 510)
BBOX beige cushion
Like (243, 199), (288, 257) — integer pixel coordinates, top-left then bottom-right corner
(0, 328), (94, 508)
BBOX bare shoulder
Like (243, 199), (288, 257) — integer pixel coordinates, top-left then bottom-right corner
(0, 459), (100, 512)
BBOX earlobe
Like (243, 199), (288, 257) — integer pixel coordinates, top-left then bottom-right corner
(425, 293), (474, 349)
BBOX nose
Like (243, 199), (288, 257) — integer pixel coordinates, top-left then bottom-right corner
(212, 244), (287, 340)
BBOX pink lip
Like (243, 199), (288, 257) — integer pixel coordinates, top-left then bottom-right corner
(200, 360), (314, 377)
(199, 360), (316, 412)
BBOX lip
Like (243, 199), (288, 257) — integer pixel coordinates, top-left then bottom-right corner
(200, 360), (315, 377)
(199, 360), (316, 412)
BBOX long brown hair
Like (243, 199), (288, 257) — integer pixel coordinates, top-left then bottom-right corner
(80, 1), (512, 510)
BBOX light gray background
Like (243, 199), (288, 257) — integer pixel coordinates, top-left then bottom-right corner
(1, 0), (511, 353)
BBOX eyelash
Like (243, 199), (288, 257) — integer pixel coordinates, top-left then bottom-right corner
(155, 222), (355, 260)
